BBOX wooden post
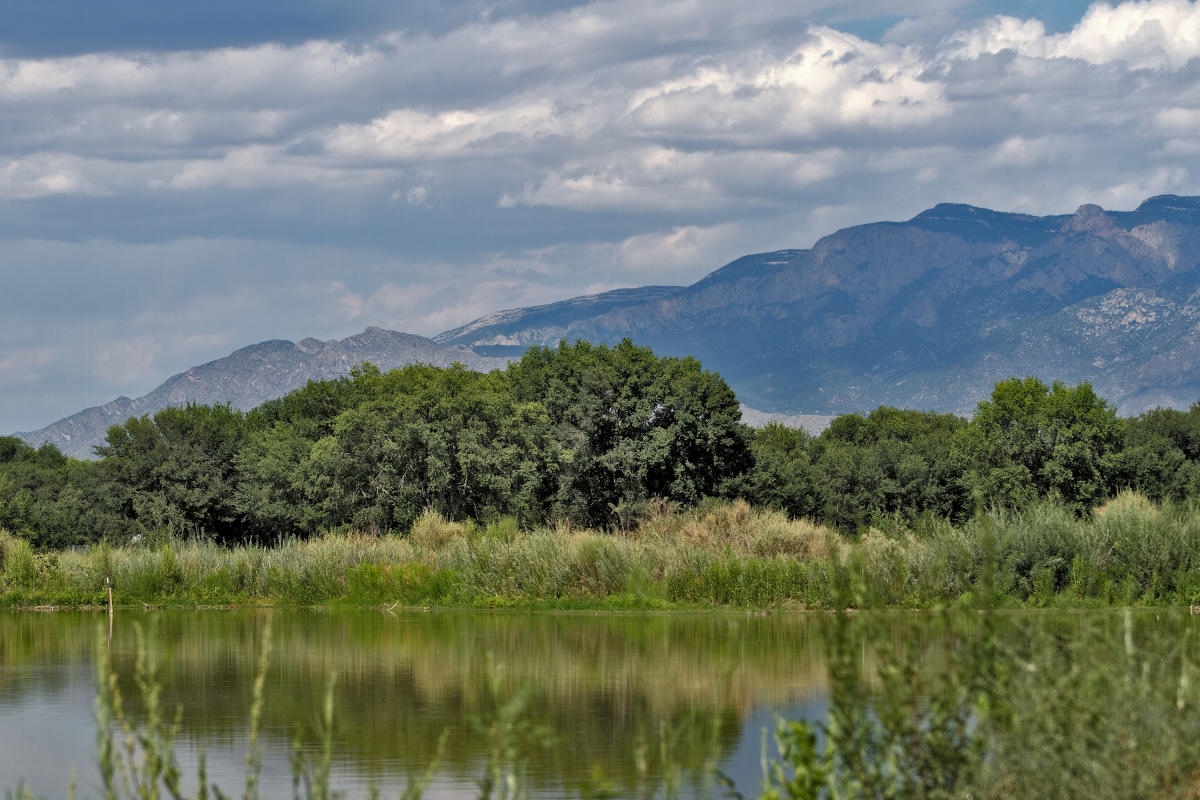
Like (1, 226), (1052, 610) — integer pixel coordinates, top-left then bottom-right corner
(106, 576), (113, 645)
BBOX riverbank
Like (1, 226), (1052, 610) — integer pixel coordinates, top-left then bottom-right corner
(3, 492), (1198, 610)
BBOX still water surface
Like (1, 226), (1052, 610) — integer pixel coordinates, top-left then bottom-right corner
(0, 607), (1179, 797)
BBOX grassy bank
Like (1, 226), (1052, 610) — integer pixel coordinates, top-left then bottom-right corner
(4, 492), (1200, 609)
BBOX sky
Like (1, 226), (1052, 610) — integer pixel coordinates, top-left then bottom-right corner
(1, 0), (1199, 433)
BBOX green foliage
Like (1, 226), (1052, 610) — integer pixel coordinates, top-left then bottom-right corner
(48, 343), (748, 543)
(738, 424), (815, 520)
(1114, 405), (1200, 501)
(13, 356), (1200, 554)
(741, 407), (970, 531)
(11, 493), (1200, 609)
(508, 339), (751, 527)
(956, 377), (1125, 512)
(760, 614), (991, 800)
(98, 404), (248, 542)
(310, 366), (563, 533)
(1, 532), (37, 588)
(231, 423), (324, 538)
(756, 608), (1200, 800)
(1126, 403), (1200, 458)
(0, 437), (133, 549)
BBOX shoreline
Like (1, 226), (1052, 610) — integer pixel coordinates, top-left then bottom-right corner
(1, 596), (1189, 613)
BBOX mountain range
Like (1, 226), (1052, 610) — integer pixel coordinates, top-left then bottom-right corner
(439, 194), (1200, 416)
(16, 329), (508, 459)
(17, 194), (1200, 458)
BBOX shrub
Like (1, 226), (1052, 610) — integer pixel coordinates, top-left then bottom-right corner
(409, 509), (470, 550)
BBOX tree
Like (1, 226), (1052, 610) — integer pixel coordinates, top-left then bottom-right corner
(1113, 405), (1200, 502)
(507, 339), (752, 526)
(248, 363), (386, 440)
(808, 407), (970, 530)
(306, 365), (563, 532)
(0, 438), (131, 547)
(1114, 436), (1198, 502)
(0, 436), (32, 464)
(97, 404), (248, 541)
(740, 423), (818, 520)
(955, 378), (1124, 513)
(1125, 405), (1200, 460)
(231, 423), (324, 538)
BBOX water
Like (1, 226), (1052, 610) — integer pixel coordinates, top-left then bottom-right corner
(0, 607), (1188, 797)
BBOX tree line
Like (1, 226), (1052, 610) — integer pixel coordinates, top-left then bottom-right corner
(2, 340), (1199, 548)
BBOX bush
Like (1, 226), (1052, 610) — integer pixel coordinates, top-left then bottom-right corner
(2, 534), (38, 588)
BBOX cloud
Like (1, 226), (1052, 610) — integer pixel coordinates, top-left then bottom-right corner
(401, 185), (432, 206)
(346, 271), (583, 334)
(91, 336), (163, 384)
(986, 135), (1081, 168)
(179, 332), (234, 350)
(4, 0), (1200, 432)
(628, 30), (947, 139)
(0, 153), (106, 198)
(0, 0), (1191, 213)
(617, 224), (742, 276)
(160, 145), (385, 191)
(299, 281), (368, 323)
(946, 0), (1200, 70)
(323, 101), (579, 163)
(505, 146), (847, 211)
(0, 347), (58, 383)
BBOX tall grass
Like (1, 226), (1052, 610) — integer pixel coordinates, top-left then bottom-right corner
(760, 608), (1200, 800)
(7, 492), (1200, 609)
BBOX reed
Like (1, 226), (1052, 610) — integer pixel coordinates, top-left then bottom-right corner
(9, 495), (1200, 609)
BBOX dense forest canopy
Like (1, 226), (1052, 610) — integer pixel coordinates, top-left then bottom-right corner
(4, 339), (1200, 548)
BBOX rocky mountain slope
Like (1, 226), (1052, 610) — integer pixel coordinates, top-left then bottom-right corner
(436, 195), (1200, 417)
(17, 328), (508, 459)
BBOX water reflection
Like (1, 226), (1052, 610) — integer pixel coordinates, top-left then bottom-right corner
(0, 609), (835, 795)
(0, 608), (1190, 797)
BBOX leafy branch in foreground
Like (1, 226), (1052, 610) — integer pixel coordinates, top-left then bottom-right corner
(759, 611), (994, 800)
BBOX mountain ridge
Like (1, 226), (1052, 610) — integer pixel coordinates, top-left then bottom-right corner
(436, 194), (1200, 416)
(17, 328), (510, 459)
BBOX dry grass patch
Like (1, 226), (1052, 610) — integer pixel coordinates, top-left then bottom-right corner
(630, 499), (840, 560)
(1095, 490), (1160, 520)
(409, 509), (472, 550)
